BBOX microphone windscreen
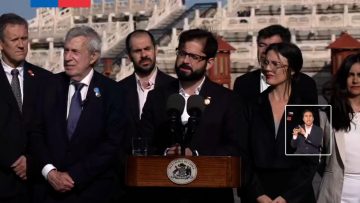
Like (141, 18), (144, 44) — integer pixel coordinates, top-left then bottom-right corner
(166, 93), (185, 114)
(187, 95), (205, 114)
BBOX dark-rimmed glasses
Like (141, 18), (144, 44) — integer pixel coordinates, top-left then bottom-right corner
(176, 49), (207, 62)
(261, 59), (288, 70)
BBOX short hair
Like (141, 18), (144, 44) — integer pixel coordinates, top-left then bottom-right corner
(178, 29), (218, 58)
(65, 26), (102, 54)
(125, 29), (156, 53)
(302, 109), (314, 118)
(257, 24), (291, 44)
(0, 13), (28, 41)
(265, 42), (303, 79)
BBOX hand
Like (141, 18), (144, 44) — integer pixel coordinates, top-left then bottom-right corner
(11, 155), (27, 180)
(257, 195), (272, 203)
(292, 128), (299, 137)
(299, 127), (306, 135)
(272, 196), (287, 203)
(165, 144), (194, 156)
(47, 170), (74, 192)
(184, 148), (194, 156)
(165, 144), (181, 155)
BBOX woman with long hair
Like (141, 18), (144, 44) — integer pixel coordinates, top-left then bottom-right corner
(318, 53), (360, 202)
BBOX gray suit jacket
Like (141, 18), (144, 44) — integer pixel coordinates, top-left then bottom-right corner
(317, 130), (345, 203)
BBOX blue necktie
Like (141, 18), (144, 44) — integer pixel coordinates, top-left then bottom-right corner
(67, 82), (85, 139)
(11, 69), (22, 112)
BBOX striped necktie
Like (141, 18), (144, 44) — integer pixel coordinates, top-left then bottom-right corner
(10, 69), (22, 112)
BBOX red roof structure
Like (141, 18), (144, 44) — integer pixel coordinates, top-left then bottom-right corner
(217, 36), (236, 51)
(328, 32), (360, 49)
(327, 32), (360, 74)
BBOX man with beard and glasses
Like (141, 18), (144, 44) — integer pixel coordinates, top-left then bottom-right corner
(138, 29), (244, 203)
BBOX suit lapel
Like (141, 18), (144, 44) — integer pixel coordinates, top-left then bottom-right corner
(23, 62), (36, 114)
(334, 130), (346, 167)
(259, 91), (276, 139)
(129, 74), (140, 120)
(57, 73), (71, 141)
(198, 78), (212, 118)
(254, 69), (261, 93)
(69, 72), (101, 140)
(0, 63), (22, 115)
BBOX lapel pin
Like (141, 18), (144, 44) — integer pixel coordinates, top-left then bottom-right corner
(204, 96), (211, 106)
(94, 87), (101, 97)
(28, 69), (35, 77)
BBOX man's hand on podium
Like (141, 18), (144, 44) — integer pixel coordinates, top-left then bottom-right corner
(164, 144), (194, 156)
(256, 194), (272, 203)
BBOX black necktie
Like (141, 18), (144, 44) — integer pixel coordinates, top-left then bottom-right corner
(67, 82), (85, 139)
(10, 69), (22, 112)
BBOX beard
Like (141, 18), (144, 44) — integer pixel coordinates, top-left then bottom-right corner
(175, 63), (206, 82)
(133, 57), (156, 75)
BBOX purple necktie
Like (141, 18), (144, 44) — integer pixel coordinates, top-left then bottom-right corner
(67, 82), (85, 139)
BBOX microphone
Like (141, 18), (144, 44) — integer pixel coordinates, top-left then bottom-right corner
(185, 95), (205, 148)
(166, 94), (185, 146)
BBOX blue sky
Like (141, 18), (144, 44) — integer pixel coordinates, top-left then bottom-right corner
(0, 0), (225, 20)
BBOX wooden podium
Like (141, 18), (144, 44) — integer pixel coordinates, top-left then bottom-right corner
(126, 156), (241, 188)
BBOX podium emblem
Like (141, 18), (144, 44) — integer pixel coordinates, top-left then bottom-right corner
(167, 158), (197, 185)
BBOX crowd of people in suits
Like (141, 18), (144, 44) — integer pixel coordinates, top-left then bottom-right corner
(1, 12), (360, 203)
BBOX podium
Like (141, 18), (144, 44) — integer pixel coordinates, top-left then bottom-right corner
(126, 156), (241, 188)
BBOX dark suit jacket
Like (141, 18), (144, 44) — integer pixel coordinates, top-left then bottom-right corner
(138, 77), (243, 202)
(0, 62), (52, 198)
(29, 71), (127, 203)
(118, 69), (175, 124)
(116, 70), (175, 202)
(291, 124), (323, 154)
(233, 69), (320, 126)
(240, 86), (318, 203)
(233, 69), (318, 104)
(141, 77), (242, 156)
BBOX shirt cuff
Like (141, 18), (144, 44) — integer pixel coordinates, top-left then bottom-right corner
(164, 148), (170, 156)
(41, 164), (56, 180)
(192, 149), (199, 156)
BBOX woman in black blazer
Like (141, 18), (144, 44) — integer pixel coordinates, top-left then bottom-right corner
(241, 43), (318, 203)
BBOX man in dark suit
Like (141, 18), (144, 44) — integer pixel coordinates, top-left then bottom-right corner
(29, 26), (127, 203)
(116, 30), (175, 202)
(0, 13), (52, 203)
(119, 30), (175, 123)
(291, 109), (323, 154)
(139, 29), (242, 202)
(233, 24), (318, 104)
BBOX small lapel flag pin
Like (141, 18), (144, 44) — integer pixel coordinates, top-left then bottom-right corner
(94, 87), (101, 97)
(204, 96), (211, 105)
(28, 69), (35, 77)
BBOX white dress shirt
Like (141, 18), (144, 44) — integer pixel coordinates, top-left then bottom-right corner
(136, 68), (157, 119)
(260, 72), (270, 93)
(179, 77), (206, 124)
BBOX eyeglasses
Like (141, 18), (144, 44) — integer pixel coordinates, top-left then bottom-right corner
(261, 59), (288, 70)
(176, 49), (207, 62)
